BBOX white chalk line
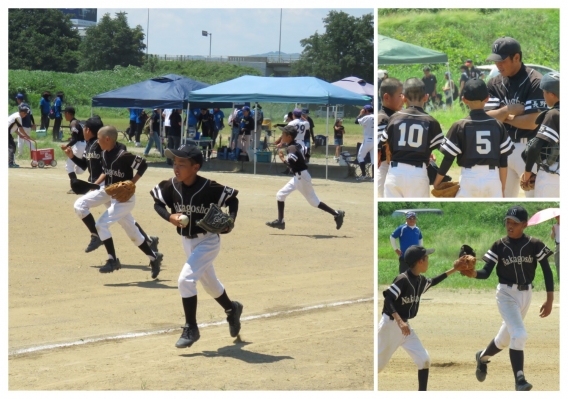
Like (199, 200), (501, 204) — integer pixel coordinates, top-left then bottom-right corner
(9, 297), (372, 356)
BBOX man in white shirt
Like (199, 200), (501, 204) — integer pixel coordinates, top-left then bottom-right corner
(356, 105), (374, 181)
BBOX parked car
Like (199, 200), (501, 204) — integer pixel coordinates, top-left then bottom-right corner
(476, 64), (558, 82)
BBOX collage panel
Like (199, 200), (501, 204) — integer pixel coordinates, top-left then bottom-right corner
(377, 8), (559, 199)
(377, 201), (560, 391)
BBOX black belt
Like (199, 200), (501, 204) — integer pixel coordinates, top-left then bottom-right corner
(506, 283), (531, 291)
(185, 232), (208, 239)
(465, 165), (496, 170)
(386, 313), (407, 322)
(390, 161), (423, 168)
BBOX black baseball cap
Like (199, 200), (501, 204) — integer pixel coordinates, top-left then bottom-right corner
(404, 245), (435, 266)
(405, 211), (417, 219)
(280, 124), (298, 138)
(423, 66), (431, 71)
(302, 108), (309, 114)
(462, 78), (489, 101)
(504, 205), (528, 223)
(165, 145), (204, 166)
(487, 37), (522, 62)
(540, 72), (560, 97)
(64, 106), (75, 114)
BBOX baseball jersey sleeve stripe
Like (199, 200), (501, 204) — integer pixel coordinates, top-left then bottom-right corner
(536, 247), (547, 261)
(441, 139), (461, 155)
(539, 126), (559, 142)
(484, 250), (498, 263)
(430, 137), (444, 148)
(378, 124), (387, 130)
(500, 140), (514, 154)
(387, 286), (400, 299)
(379, 131), (388, 143)
(485, 98), (501, 110)
(525, 99), (545, 112)
(152, 185), (167, 205)
(389, 283), (401, 296)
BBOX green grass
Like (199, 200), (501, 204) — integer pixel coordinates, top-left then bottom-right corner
(378, 201), (560, 291)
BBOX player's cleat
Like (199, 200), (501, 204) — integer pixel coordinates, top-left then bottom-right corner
(149, 236), (160, 254)
(475, 350), (489, 382)
(226, 301), (243, 337)
(335, 210), (345, 230)
(99, 258), (121, 273)
(175, 324), (200, 348)
(85, 234), (103, 253)
(515, 375), (533, 391)
(356, 175), (369, 181)
(266, 220), (285, 230)
(150, 252), (163, 279)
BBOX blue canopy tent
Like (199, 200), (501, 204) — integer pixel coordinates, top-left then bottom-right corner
(189, 75), (371, 177)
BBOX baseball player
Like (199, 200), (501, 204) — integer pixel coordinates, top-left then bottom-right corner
(464, 205), (554, 391)
(377, 78), (404, 197)
(355, 104), (374, 181)
(266, 125), (345, 230)
(60, 107), (87, 194)
(390, 212), (423, 273)
(95, 126), (163, 278)
(274, 108), (311, 147)
(433, 79), (514, 197)
(378, 245), (465, 391)
(483, 37), (547, 198)
(380, 78), (444, 198)
(8, 105), (34, 168)
(15, 93), (36, 156)
(522, 72), (560, 198)
(64, 117), (159, 255)
(150, 145), (243, 348)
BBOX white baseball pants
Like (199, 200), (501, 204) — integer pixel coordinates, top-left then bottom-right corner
(276, 170), (320, 207)
(65, 141), (87, 175)
(357, 137), (375, 164)
(376, 162), (389, 198)
(17, 128), (35, 155)
(504, 141), (536, 198)
(384, 162), (429, 198)
(178, 233), (225, 298)
(493, 284), (532, 351)
(534, 167), (559, 198)
(378, 313), (430, 373)
(74, 187), (110, 219)
(95, 194), (145, 245)
(456, 166), (503, 198)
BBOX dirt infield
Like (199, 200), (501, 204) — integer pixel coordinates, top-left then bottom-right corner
(378, 289), (559, 391)
(8, 166), (374, 390)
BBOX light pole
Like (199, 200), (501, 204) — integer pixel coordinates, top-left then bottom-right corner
(202, 30), (212, 59)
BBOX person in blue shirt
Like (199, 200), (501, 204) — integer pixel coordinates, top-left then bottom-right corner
(127, 108), (141, 142)
(52, 92), (64, 141)
(39, 91), (51, 131)
(390, 212), (424, 273)
(211, 108), (225, 152)
(186, 108), (199, 134)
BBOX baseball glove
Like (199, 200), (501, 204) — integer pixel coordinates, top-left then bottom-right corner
(104, 180), (136, 202)
(431, 181), (460, 198)
(455, 244), (477, 277)
(520, 172), (536, 191)
(196, 203), (234, 234)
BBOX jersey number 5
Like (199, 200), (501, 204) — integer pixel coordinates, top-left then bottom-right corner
(397, 123), (423, 148)
(476, 131), (492, 154)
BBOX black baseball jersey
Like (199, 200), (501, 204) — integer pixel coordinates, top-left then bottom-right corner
(19, 102), (35, 128)
(101, 144), (147, 185)
(481, 234), (553, 289)
(197, 112), (215, 137)
(422, 75), (437, 96)
(469, 66), (482, 80)
(377, 106), (396, 162)
(65, 118), (85, 148)
(285, 140), (308, 174)
(536, 104), (560, 146)
(485, 64), (547, 141)
(71, 140), (127, 183)
(381, 106), (444, 166)
(381, 269), (447, 321)
(439, 109), (513, 168)
(150, 176), (238, 236)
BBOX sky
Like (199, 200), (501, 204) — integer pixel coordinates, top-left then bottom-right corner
(95, 8), (372, 57)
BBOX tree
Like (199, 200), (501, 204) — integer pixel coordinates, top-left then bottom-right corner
(8, 9), (81, 72)
(291, 11), (373, 83)
(78, 12), (146, 72)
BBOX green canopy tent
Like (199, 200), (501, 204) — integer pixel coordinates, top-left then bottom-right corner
(377, 35), (453, 103)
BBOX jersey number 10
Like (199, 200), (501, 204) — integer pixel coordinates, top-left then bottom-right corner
(397, 123), (423, 148)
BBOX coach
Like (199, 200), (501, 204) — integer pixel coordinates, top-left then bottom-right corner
(390, 212), (423, 273)
(483, 36), (547, 198)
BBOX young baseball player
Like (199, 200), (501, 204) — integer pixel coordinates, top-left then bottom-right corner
(465, 205), (554, 391)
(390, 212), (423, 273)
(433, 79), (514, 197)
(378, 245), (465, 391)
(8, 105), (34, 168)
(64, 117), (159, 255)
(377, 78), (404, 197)
(380, 78), (444, 197)
(15, 93), (36, 156)
(522, 72), (560, 198)
(150, 145), (243, 348)
(95, 126), (163, 278)
(61, 107), (87, 194)
(355, 104), (374, 181)
(266, 125), (345, 230)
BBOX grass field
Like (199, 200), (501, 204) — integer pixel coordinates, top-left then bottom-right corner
(378, 201), (560, 291)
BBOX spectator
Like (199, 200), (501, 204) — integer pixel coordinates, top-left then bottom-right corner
(39, 91), (51, 131)
(166, 109), (182, 166)
(252, 104), (264, 150)
(301, 108), (315, 162)
(465, 59), (482, 79)
(390, 211), (423, 273)
(186, 107), (199, 134)
(211, 107), (225, 151)
(15, 93), (36, 156)
(238, 106), (255, 157)
(421, 66), (438, 110)
(144, 108), (162, 157)
(197, 107), (216, 160)
(459, 65), (469, 110)
(333, 118), (345, 160)
(162, 108), (172, 140)
(228, 104), (244, 150)
(52, 91), (64, 141)
(442, 72), (457, 110)
(136, 110), (149, 147)
(127, 108), (141, 143)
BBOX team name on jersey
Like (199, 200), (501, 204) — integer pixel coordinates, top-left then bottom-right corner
(502, 254), (534, 266)
(86, 152), (100, 160)
(104, 168), (125, 178)
(400, 295), (420, 305)
(173, 203), (210, 214)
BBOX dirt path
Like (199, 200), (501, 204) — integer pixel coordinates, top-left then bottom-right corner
(378, 289), (560, 391)
(8, 166), (374, 390)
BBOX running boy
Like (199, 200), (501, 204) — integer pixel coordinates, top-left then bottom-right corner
(265, 125), (345, 230)
(150, 145), (243, 348)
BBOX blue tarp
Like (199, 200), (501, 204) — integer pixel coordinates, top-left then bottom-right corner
(91, 74), (232, 109)
(188, 75), (371, 105)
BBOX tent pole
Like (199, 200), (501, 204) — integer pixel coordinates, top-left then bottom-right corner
(184, 103), (190, 147)
(325, 105), (329, 180)
(254, 102), (257, 175)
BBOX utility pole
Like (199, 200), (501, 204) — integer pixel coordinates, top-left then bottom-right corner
(202, 30), (212, 59)
(278, 9), (282, 62)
